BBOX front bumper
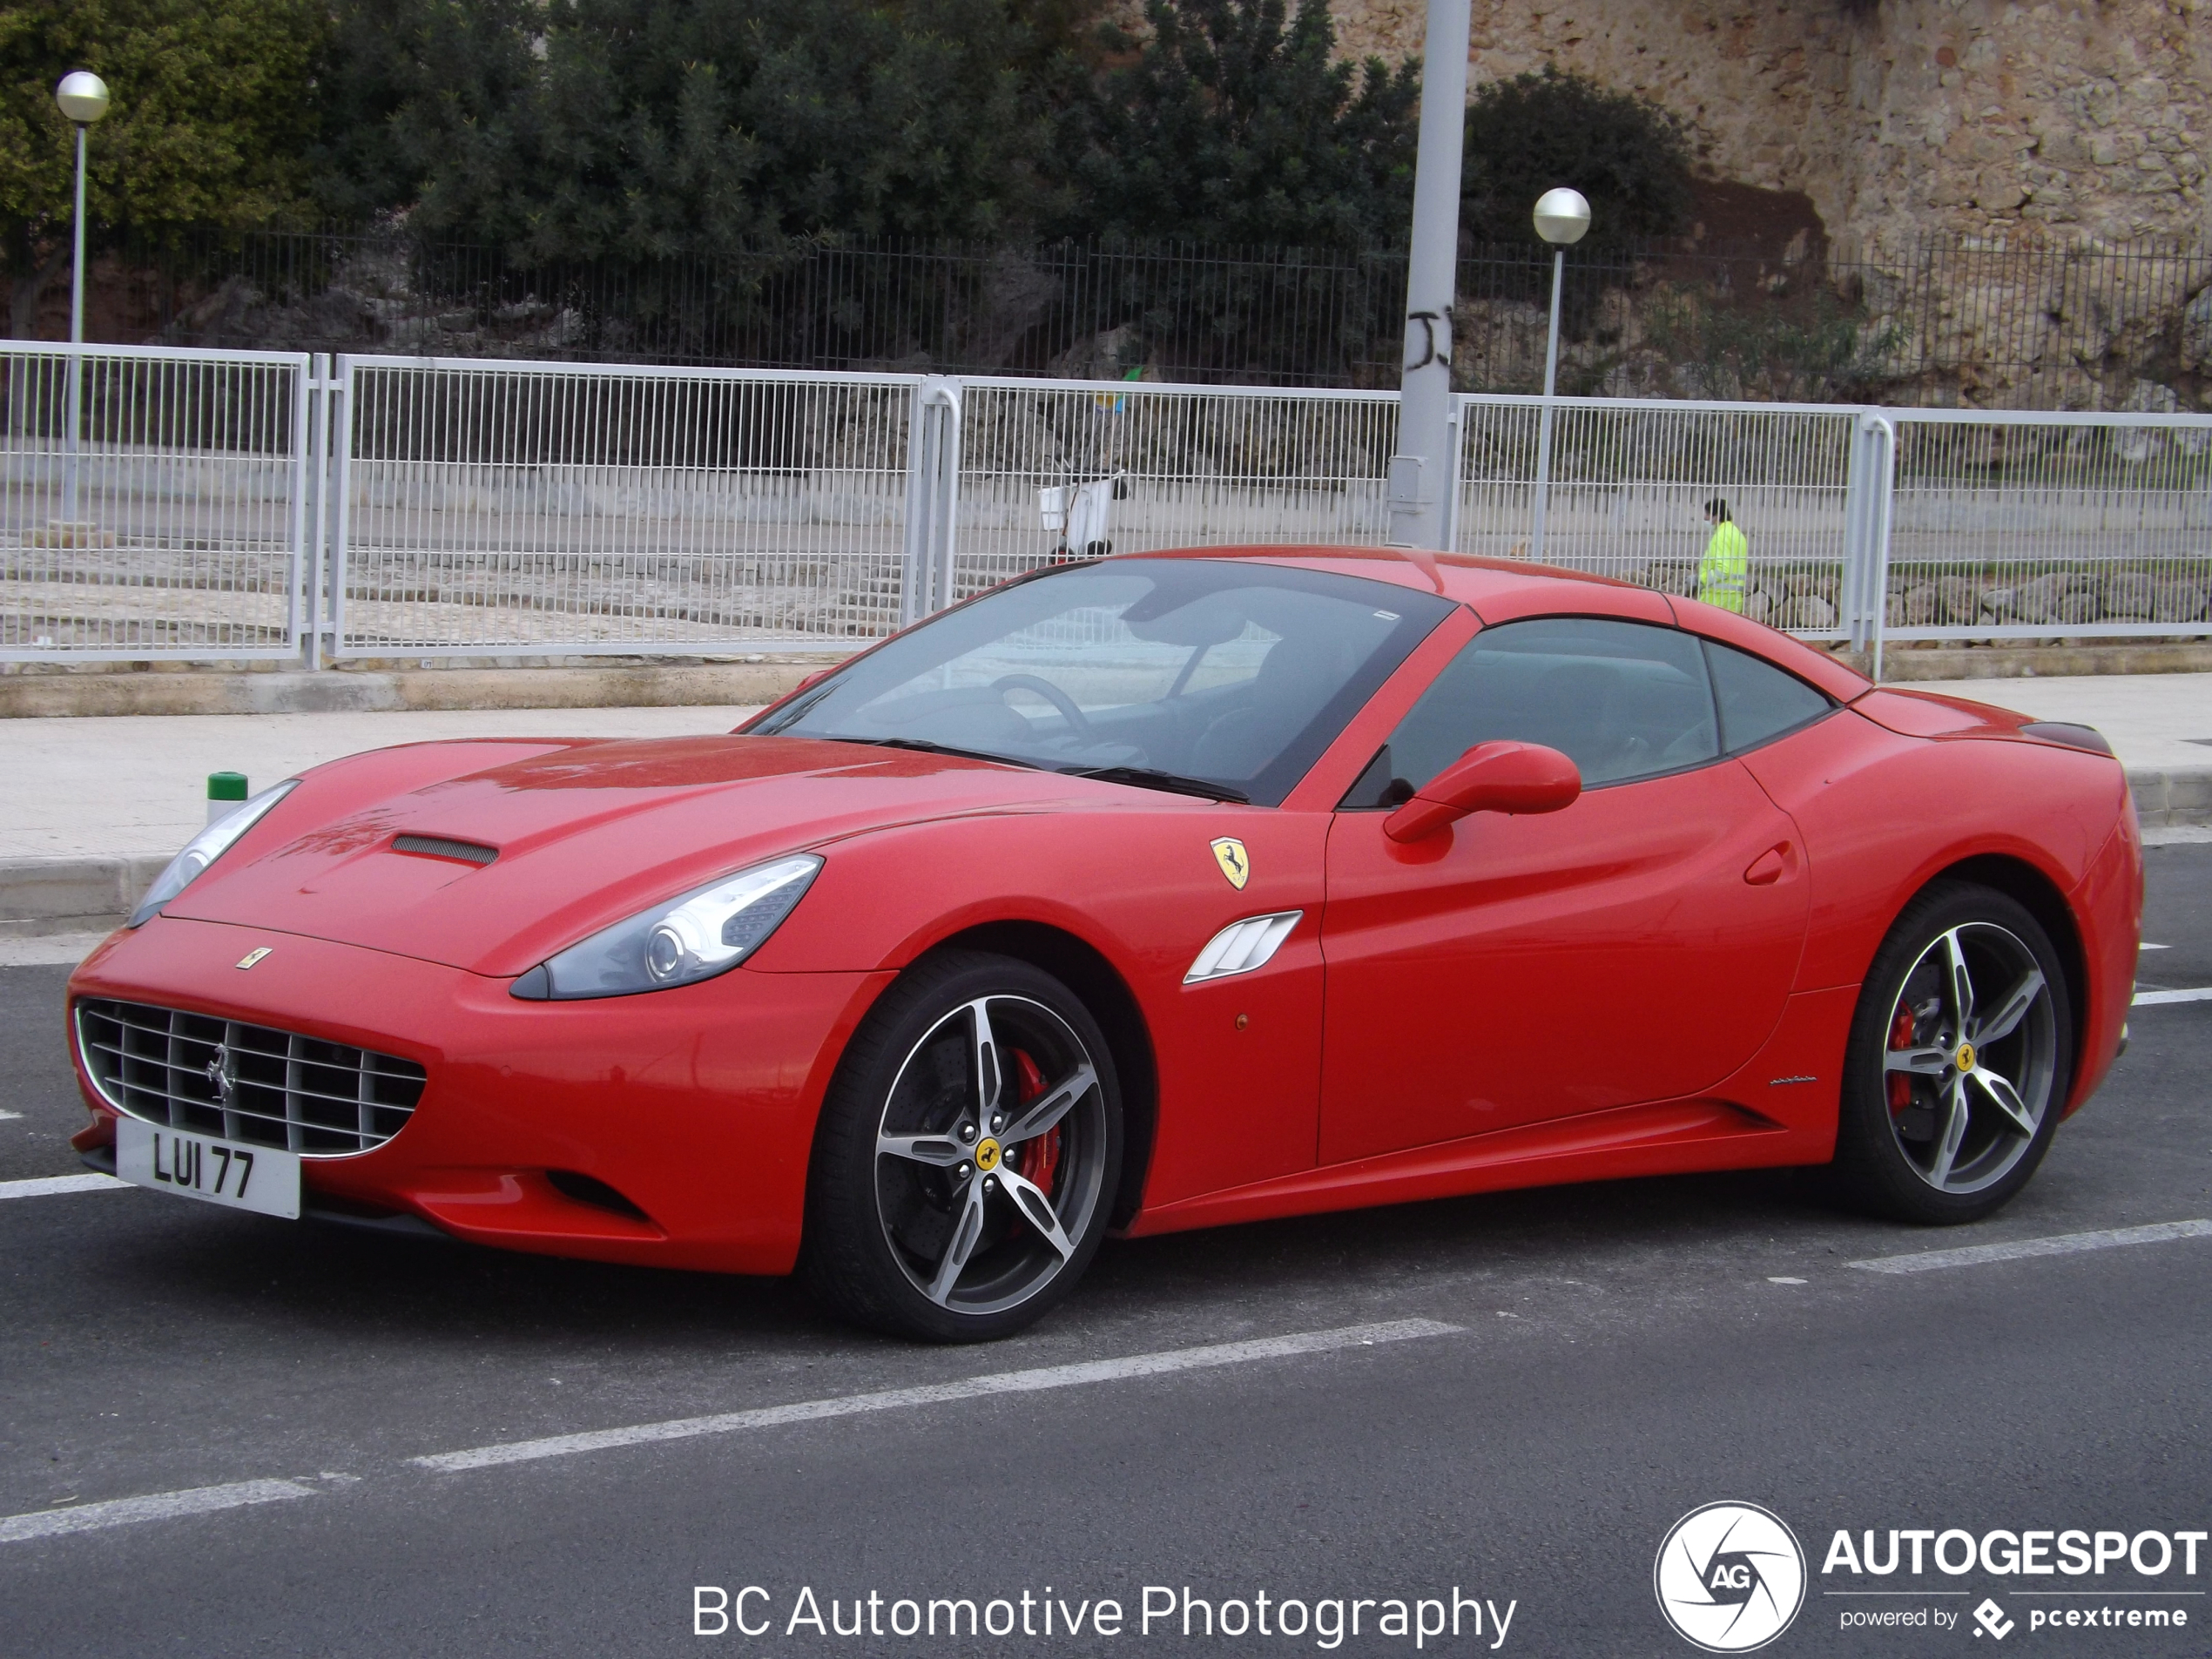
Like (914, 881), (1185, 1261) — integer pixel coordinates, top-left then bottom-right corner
(68, 917), (890, 1275)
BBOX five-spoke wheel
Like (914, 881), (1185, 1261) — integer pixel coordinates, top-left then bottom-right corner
(1833, 882), (2071, 1223)
(803, 952), (1120, 1340)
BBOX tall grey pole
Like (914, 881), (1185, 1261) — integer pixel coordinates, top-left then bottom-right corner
(1527, 248), (1564, 562)
(1384, 0), (1471, 550)
(69, 125), (89, 346)
(63, 122), (89, 523)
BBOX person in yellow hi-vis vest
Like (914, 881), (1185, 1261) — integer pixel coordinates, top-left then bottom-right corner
(1698, 498), (1749, 613)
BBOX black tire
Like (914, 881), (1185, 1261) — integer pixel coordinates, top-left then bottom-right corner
(1830, 880), (2073, 1224)
(800, 950), (1122, 1342)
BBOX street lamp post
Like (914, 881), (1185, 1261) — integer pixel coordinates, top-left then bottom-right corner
(55, 71), (111, 528)
(1527, 186), (1589, 563)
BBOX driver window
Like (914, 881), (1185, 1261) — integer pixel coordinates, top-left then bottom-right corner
(1345, 617), (1721, 806)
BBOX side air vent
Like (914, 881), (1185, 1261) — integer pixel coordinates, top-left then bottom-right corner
(394, 834), (499, 866)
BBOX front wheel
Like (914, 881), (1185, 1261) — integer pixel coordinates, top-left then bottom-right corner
(1830, 881), (2072, 1224)
(801, 951), (1122, 1341)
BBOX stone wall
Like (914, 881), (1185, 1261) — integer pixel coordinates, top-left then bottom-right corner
(1332, 0), (2211, 255)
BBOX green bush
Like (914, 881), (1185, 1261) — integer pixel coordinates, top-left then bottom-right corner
(1460, 66), (1692, 249)
(1044, 0), (1418, 247)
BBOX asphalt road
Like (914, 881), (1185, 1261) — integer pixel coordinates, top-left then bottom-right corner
(2, 849), (2209, 1657)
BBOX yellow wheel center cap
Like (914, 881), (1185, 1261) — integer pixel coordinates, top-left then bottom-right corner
(1954, 1042), (1976, 1073)
(974, 1137), (1002, 1173)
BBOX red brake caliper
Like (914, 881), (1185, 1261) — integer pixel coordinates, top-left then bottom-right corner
(1012, 1049), (1062, 1193)
(1886, 1008), (1917, 1114)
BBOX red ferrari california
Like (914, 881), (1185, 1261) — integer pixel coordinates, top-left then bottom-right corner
(67, 549), (2140, 1340)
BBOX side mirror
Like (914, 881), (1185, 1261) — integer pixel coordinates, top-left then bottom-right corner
(1382, 741), (1581, 843)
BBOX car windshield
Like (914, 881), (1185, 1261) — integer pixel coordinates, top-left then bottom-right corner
(750, 558), (1454, 806)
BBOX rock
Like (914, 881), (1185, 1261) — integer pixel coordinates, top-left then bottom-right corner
(1745, 590), (1777, 625)
(2182, 286), (2212, 372)
(1887, 584), (1939, 627)
(2105, 570), (2155, 617)
(2152, 578), (2207, 623)
(1781, 570), (1838, 601)
(1979, 586), (2016, 619)
(1937, 575), (1982, 624)
(1784, 594), (1838, 631)
(2013, 572), (2069, 616)
(2056, 591), (2101, 625)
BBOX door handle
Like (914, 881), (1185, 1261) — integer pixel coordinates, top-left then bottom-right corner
(1743, 843), (1792, 886)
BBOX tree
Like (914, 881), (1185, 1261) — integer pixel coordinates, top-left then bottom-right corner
(307, 0), (541, 226)
(1046, 0), (1417, 247)
(0, 0), (323, 337)
(1460, 66), (1692, 250)
(381, 0), (1062, 263)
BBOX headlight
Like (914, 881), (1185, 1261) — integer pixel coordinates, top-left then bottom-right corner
(510, 853), (824, 1001)
(127, 780), (300, 927)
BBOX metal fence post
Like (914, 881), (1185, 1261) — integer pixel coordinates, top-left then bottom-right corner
(327, 355), (354, 661)
(931, 378), (963, 614)
(1842, 408), (1873, 656)
(900, 376), (961, 623)
(1439, 401), (1464, 555)
(1860, 414), (1896, 682)
(300, 353), (327, 669)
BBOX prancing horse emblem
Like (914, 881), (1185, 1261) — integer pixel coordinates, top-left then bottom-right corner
(206, 1048), (235, 1103)
(235, 947), (272, 970)
(1211, 837), (1251, 890)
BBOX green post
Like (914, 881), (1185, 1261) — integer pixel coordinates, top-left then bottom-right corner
(207, 772), (249, 826)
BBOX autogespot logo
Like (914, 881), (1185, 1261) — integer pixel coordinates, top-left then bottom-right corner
(1655, 1502), (1809, 1653)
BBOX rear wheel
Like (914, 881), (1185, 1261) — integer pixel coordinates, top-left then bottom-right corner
(1831, 881), (2071, 1224)
(801, 951), (1120, 1341)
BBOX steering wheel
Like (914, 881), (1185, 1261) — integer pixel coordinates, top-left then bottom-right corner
(991, 674), (1093, 741)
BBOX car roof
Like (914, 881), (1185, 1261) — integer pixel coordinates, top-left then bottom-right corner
(1120, 544), (1872, 702)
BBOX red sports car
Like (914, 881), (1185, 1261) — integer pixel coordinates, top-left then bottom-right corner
(66, 549), (2140, 1340)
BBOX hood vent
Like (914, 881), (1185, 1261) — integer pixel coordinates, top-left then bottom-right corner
(393, 834), (499, 867)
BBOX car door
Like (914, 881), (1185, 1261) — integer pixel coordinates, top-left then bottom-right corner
(1318, 615), (1811, 1165)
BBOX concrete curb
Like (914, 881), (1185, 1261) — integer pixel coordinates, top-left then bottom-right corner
(1838, 641), (2212, 682)
(1, 639), (2209, 720)
(0, 660), (844, 719)
(2128, 770), (2212, 830)
(0, 855), (172, 938)
(9, 767), (2207, 937)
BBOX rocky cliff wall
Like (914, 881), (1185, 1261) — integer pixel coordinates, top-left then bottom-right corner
(1332, 0), (2210, 253)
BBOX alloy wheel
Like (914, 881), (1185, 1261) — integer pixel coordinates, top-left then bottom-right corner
(873, 995), (1108, 1315)
(1879, 921), (2058, 1195)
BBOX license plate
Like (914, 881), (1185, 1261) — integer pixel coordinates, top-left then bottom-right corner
(114, 1117), (301, 1219)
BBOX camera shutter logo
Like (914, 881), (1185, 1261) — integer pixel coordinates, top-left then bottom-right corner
(1654, 1501), (1806, 1652)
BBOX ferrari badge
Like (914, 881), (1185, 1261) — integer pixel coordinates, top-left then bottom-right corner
(1210, 837), (1251, 890)
(235, 947), (273, 970)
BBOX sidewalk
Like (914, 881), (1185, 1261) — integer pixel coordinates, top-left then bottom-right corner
(0, 673), (2205, 954)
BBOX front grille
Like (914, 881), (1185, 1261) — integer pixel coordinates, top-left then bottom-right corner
(75, 999), (427, 1157)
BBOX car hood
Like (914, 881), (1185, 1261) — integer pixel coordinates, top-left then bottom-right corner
(163, 734), (1110, 976)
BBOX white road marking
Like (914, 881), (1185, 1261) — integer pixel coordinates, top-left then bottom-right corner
(1850, 1218), (2212, 1276)
(1767, 1276), (1806, 1285)
(2132, 986), (2212, 1005)
(0, 1479), (317, 1545)
(414, 1318), (1461, 1474)
(2139, 942), (2170, 950)
(0, 1173), (127, 1200)
(0, 1109), (21, 1121)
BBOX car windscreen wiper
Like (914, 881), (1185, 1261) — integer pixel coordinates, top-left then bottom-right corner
(1058, 765), (1250, 804)
(828, 736), (1044, 769)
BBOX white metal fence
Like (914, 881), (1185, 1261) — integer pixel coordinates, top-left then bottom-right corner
(6, 342), (2212, 671)
(1, 342), (310, 658)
